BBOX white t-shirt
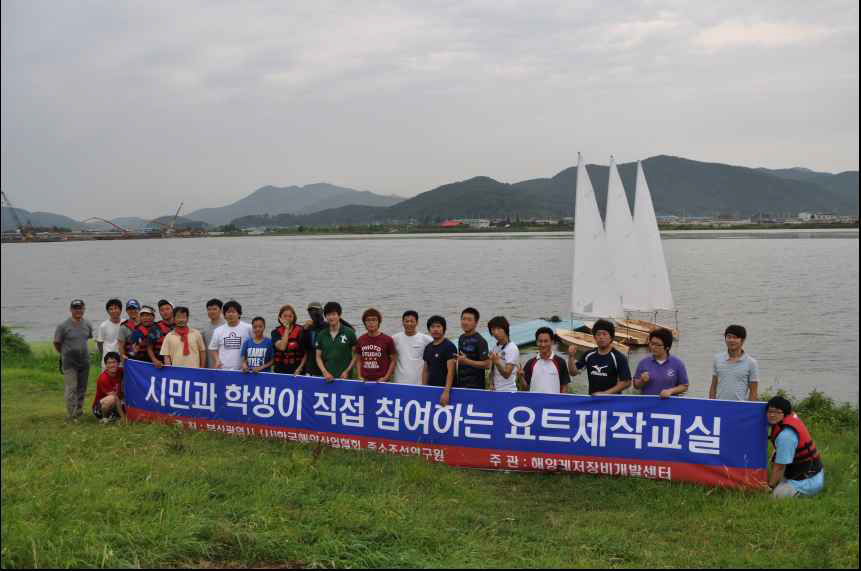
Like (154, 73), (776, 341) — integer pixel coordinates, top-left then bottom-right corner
(490, 341), (520, 392)
(208, 321), (253, 371)
(530, 357), (562, 394)
(96, 319), (122, 369)
(392, 331), (433, 384)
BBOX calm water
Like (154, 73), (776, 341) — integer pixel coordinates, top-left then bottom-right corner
(2, 230), (858, 402)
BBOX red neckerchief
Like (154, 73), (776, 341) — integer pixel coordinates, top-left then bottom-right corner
(174, 325), (191, 355)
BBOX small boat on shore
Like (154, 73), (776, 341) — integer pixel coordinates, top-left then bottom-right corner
(582, 319), (650, 346)
(480, 318), (585, 348)
(615, 318), (679, 339)
(555, 328), (630, 354)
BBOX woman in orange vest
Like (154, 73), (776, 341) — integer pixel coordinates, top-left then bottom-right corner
(767, 396), (824, 498)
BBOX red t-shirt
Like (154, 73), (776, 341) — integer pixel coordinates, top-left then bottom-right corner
(356, 333), (396, 381)
(92, 368), (123, 408)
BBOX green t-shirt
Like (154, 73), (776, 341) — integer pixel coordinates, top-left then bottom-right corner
(315, 325), (357, 378)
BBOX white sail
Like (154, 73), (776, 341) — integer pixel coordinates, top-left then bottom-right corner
(604, 156), (649, 311)
(572, 154), (624, 318)
(632, 161), (675, 310)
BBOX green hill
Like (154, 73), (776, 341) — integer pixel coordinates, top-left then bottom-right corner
(230, 156), (859, 227)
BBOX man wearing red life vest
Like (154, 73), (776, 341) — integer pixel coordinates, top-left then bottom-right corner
(767, 396), (824, 498)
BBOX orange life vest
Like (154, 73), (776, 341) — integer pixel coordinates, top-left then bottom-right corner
(273, 325), (304, 369)
(769, 413), (822, 480)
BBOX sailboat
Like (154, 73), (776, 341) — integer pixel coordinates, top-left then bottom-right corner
(614, 160), (678, 338)
(555, 154), (630, 354)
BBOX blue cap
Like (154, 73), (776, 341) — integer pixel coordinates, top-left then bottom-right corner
(126, 299), (141, 310)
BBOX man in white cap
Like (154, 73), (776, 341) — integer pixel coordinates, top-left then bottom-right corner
(53, 299), (94, 421)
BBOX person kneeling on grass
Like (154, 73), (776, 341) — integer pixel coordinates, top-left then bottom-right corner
(767, 396), (824, 498)
(93, 352), (124, 423)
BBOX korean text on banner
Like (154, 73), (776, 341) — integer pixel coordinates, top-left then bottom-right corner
(123, 360), (768, 489)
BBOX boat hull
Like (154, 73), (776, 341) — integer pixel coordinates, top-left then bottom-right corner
(555, 329), (630, 354)
(615, 318), (679, 339)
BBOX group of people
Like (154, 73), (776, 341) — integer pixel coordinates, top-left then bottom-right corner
(52, 296), (823, 498)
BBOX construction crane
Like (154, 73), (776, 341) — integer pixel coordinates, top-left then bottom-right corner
(1, 190), (33, 240)
(144, 203), (185, 237)
(169, 202), (184, 235)
(80, 217), (131, 235)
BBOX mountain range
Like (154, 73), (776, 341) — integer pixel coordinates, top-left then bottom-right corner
(2, 155), (857, 232)
(1, 208), (84, 231)
(185, 183), (403, 226)
(231, 155), (859, 228)
(1, 183), (400, 232)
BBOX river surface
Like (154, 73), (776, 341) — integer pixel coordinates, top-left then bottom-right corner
(2, 230), (858, 402)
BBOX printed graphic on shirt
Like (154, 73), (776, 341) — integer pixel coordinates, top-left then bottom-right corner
(224, 332), (243, 350)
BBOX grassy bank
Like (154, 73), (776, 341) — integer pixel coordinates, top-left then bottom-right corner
(2, 341), (858, 568)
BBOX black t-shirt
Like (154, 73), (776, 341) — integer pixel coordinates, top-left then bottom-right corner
(422, 339), (458, 387)
(456, 332), (489, 389)
(576, 349), (632, 394)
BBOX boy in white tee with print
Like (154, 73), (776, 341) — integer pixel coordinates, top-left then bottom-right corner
(208, 300), (252, 371)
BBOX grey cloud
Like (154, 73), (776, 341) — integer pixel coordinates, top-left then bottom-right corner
(2, 0), (858, 219)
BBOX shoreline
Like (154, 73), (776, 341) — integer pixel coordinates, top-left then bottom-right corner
(2, 222), (858, 243)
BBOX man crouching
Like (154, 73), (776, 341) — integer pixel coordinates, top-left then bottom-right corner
(92, 352), (125, 423)
(767, 396), (824, 498)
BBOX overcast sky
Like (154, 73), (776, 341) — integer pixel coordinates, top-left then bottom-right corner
(2, 1), (858, 219)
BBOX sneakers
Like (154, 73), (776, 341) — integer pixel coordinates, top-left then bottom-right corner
(100, 417), (111, 424)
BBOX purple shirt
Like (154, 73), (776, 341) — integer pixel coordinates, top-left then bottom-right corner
(634, 354), (689, 396)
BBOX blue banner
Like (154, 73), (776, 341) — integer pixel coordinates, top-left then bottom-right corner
(124, 360), (768, 489)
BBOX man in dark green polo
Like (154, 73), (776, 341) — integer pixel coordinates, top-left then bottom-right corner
(315, 301), (357, 382)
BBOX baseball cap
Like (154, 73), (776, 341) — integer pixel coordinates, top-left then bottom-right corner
(126, 299), (141, 310)
(140, 305), (155, 315)
(307, 301), (323, 311)
(70, 299), (85, 309)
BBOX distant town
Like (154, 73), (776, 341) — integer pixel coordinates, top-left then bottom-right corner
(2, 211), (858, 243)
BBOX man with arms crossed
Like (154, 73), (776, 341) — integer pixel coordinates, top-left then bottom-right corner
(709, 324), (759, 401)
(568, 319), (632, 395)
(393, 310), (433, 384)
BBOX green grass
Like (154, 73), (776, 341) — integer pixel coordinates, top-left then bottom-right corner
(2, 346), (858, 568)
